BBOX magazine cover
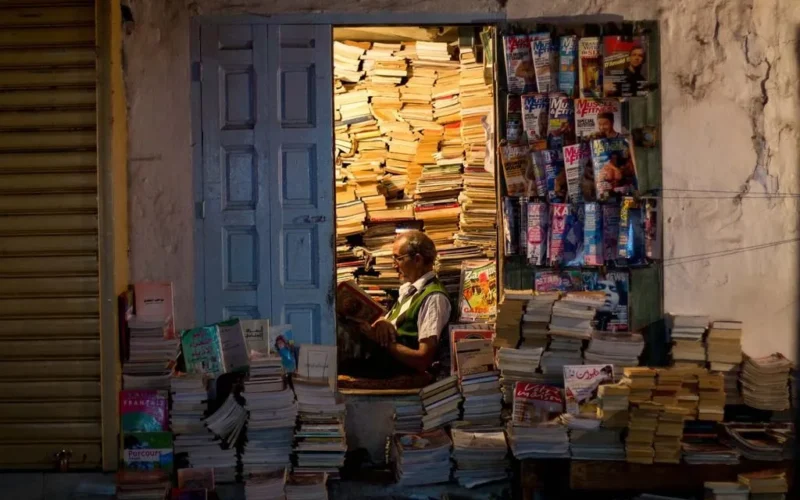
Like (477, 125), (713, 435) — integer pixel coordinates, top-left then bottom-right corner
(527, 151), (547, 198)
(618, 196), (645, 263)
(583, 202), (603, 266)
(500, 143), (530, 196)
(558, 35), (578, 97)
(123, 431), (174, 472)
(512, 382), (564, 425)
(450, 328), (495, 376)
(602, 35), (649, 97)
(133, 281), (175, 339)
(216, 319), (249, 374)
(120, 390), (169, 432)
(548, 203), (569, 265)
(582, 271), (630, 332)
(526, 201), (548, 266)
(502, 197), (520, 255)
(590, 136), (637, 200)
(181, 325), (223, 376)
(521, 93), (549, 151)
(645, 198), (662, 260)
(574, 98), (623, 140)
(519, 197), (529, 257)
(534, 270), (583, 292)
(563, 142), (590, 204)
(503, 34), (536, 94)
(506, 94), (523, 144)
(529, 32), (555, 93)
(563, 364), (615, 415)
(547, 93), (575, 151)
(537, 149), (566, 203)
(562, 205), (585, 267)
(458, 260), (497, 323)
(578, 37), (602, 97)
(602, 203), (620, 263)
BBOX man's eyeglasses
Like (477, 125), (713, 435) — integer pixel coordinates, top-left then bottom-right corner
(392, 253), (413, 263)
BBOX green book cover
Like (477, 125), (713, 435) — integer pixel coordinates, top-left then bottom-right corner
(123, 431), (173, 472)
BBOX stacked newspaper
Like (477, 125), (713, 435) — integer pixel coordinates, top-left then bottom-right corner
(451, 428), (510, 488)
(420, 375), (462, 430)
(242, 357), (297, 483)
(740, 353), (793, 411)
(392, 429), (452, 486)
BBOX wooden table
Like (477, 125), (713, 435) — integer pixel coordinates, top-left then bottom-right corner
(520, 459), (794, 499)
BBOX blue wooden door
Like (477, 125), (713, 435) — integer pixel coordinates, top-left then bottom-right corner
(197, 23), (335, 345)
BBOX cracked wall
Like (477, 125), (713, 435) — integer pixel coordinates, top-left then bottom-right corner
(124, 0), (800, 359)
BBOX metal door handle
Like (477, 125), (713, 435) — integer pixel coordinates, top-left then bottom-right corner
(300, 215), (327, 224)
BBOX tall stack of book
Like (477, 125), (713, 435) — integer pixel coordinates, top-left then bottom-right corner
(496, 347), (544, 405)
(493, 289), (531, 348)
(622, 367), (657, 404)
(241, 357), (297, 489)
(455, 338), (502, 425)
(459, 30), (494, 182)
(668, 313), (708, 368)
(625, 401), (661, 464)
(676, 368), (702, 419)
(541, 292), (600, 374)
(292, 347), (346, 478)
(583, 331), (645, 375)
(706, 320), (744, 405)
(738, 470), (789, 500)
(698, 371), (726, 421)
(740, 353), (793, 411)
(597, 383), (630, 429)
(451, 428), (510, 487)
(392, 429), (452, 486)
(420, 375), (462, 430)
(393, 395), (424, 433)
(125, 283), (176, 390)
(506, 382), (569, 459)
(654, 405), (687, 464)
(521, 292), (558, 350)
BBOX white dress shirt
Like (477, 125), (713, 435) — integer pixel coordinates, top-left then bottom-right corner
(391, 271), (451, 342)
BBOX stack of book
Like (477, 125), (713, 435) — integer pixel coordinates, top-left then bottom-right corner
(171, 375), (237, 484)
(683, 420), (741, 465)
(520, 292), (558, 350)
(204, 393), (247, 482)
(596, 383), (630, 429)
(675, 368), (702, 419)
(334, 41), (366, 83)
(706, 321), (743, 392)
(420, 375), (462, 430)
(245, 468), (287, 500)
(704, 482), (749, 500)
(548, 292), (601, 339)
(667, 313), (708, 368)
(292, 379), (346, 477)
(241, 357), (297, 482)
(653, 368), (683, 407)
(335, 199), (367, 238)
(625, 402), (662, 464)
(583, 331), (645, 374)
(392, 429), (453, 486)
(568, 427), (625, 461)
(451, 428), (510, 488)
(116, 471), (171, 500)
(455, 337), (501, 424)
(285, 472), (329, 500)
(697, 371), (726, 421)
(622, 367), (657, 403)
(459, 31), (494, 175)
(740, 353), (793, 411)
(392, 395), (424, 433)
(507, 382), (569, 459)
(124, 315), (176, 390)
(540, 336), (583, 375)
(654, 406), (687, 464)
(493, 290), (531, 348)
(496, 347), (544, 404)
(739, 470), (789, 500)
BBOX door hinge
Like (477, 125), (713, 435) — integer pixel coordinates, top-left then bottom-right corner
(191, 61), (202, 82)
(195, 201), (205, 219)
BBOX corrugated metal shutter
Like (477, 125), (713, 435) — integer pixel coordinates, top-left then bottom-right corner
(0, 0), (100, 469)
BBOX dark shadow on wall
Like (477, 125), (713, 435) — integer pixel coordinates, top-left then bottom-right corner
(794, 24), (800, 500)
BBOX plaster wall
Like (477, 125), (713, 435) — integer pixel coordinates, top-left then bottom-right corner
(124, 0), (800, 360)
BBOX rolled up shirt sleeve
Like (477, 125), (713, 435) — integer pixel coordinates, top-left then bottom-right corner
(416, 293), (452, 342)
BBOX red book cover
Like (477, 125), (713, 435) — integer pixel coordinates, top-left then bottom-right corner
(120, 390), (169, 432)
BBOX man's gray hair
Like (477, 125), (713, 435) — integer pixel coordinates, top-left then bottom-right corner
(399, 230), (437, 266)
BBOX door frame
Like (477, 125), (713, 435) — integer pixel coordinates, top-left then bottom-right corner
(191, 12), (505, 324)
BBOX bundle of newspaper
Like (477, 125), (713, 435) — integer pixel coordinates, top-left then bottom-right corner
(497, 347), (544, 404)
(420, 375), (462, 430)
(285, 472), (329, 500)
(392, 429), (452, 486)
(506, 382), (569, 459)
(241, 357), (297, 479)
(704, 482), (749, 500)
(738, 469), (788, 500)
(451, 427), (510, 488)
(740, 353), (793, 411)
(667, 313), (708, 368)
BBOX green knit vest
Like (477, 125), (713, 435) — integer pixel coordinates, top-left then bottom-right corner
(386, 277), (449, 350)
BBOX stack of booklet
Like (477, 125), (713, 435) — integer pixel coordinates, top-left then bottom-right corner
(540, 336), (583, 374)
(451, 428), (510, 488)
(625, 402), (661, 465)
(124, 315), (176, 390)
(420, 375), (462, 430)
(455, 337), (502, 425)
(667, 313), (708, 367)
(242, 357), (297, 480)
(520, 292), (558, 350)
(548, 292), (602, 339)
(392, 429), (453, 486)
(497, 347), (544, 404)
(738, 469), (789, 500)
(493, 291), (530, 348)
(740, 353), (793, 411)
(697, 371), (726, 421)
(392, 395), (424, 433)
(596, 383), (630, 429)
(682, 420), (740, 465)
(285, 472), (329, 500)
(506, 382), (569, 459)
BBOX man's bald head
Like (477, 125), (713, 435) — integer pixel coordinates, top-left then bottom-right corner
(396, 230), (437, 267)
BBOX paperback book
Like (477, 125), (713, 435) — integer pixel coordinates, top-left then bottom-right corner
(123, 432), (174, 472)
(120, 390), (169, 432)
(180, 319), (249, 377)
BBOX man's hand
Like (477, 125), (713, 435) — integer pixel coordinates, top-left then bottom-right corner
(370, 319), (397, 348)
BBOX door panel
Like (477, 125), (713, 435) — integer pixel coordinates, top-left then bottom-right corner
(198, 23), (334, 346)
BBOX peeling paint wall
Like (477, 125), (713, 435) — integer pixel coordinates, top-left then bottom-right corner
(124, 0), (800, 359)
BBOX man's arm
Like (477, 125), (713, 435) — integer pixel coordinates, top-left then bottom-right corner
(387, 337), (438, 373)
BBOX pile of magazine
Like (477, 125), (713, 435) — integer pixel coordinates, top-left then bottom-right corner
(420, 375), (462, 431)
(496, 347), (543, 405)
(285, 472), (329, 500)
(393, 395), (424, 433)
(740, 353), (793, 411)
(391, 429), (453, 486)
(451, 427), (510, 488)
(455, 336), (502, 425)
(583, 331), (644, 373)
(506, 382), (569, 459)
